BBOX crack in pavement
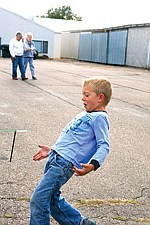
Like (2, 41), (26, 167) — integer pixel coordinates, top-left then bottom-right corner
(134, 187), (150, 199)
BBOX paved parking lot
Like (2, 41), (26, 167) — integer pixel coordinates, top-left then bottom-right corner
(0, 58), (150, 225)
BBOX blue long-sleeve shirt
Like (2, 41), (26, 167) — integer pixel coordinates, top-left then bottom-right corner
(51, 111), (110, 169)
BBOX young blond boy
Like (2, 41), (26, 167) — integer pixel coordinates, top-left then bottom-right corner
(30, 76), (112, 225)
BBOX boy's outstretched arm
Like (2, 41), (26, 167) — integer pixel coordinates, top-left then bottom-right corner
(33, 144), (50, 161)
(72, 163), (95, 176)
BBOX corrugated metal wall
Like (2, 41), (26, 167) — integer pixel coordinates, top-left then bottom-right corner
(70, 33), (80, 59)
(61, 32), (80, 59)
(78, 33), (92, 61)
(61, 33), (71, 58)
(53, 33), (61, 59)
(126, 27), (150, 69)
(91, 33), (108, 63)
(61, 25), (150, 69)
(148, 41), (150, 69)
(107, 30), (127, 65)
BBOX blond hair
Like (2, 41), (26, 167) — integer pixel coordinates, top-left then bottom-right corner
(83, 76), (112, 105)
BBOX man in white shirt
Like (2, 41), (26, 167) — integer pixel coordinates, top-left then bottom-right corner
(9, 32), (28, 80)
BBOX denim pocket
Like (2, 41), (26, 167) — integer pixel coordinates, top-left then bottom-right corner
(54, 153), (74, 180)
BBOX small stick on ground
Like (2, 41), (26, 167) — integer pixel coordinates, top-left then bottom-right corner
(10, 130), (17, 162)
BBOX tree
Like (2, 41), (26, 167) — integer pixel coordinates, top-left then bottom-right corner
(42, 5), (82, 21)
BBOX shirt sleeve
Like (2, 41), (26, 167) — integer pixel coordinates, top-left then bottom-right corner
(91, 115), (110, 167)
(89, 159), (100, 170)
(31, 42), (36, 52)
(23, 42), (28, 52)
(9, 39), (15, 57)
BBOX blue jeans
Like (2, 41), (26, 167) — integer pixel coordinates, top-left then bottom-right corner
(30, 151), (83, 225)
(24, 57), (35, 77)
(12, 56), (25, 78)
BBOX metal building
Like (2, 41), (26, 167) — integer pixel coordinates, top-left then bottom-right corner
(61, 24), (150, 69)
(1, 7), (150, 69)
(126, 26), (150, 69)
(0, 7), (55, 58)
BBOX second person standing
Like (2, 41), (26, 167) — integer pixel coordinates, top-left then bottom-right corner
(24, 33), (37, 80)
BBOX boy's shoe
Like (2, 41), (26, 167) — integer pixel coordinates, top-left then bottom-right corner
(12, 77), (18, 80)
(82, 218), (96, 225)
(32, 77), (37, 80)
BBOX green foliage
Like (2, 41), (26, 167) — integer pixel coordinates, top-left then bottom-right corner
(42, 5), (82, 21)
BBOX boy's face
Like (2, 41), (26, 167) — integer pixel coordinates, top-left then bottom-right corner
(82, 86), (105, 112)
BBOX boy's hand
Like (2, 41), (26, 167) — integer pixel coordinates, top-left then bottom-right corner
(72, 163), (95, 176)
(33, 145), (50, 161)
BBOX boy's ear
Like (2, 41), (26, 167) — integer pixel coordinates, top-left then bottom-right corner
(98, 93), (105, 103)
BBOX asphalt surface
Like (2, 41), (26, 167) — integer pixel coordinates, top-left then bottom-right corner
(0, 58), (150, 225)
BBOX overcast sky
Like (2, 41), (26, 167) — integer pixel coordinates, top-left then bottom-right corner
(0, 0), (150, 27)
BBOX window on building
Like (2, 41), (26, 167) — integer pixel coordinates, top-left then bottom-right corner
(43, 41), (48, 53)
(33, 41), (42, 53)
(33, 40), (48, 54)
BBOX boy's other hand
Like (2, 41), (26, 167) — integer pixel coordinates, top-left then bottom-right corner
(72, 163), (95, 176)
(33, 145), (50, 161)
